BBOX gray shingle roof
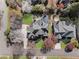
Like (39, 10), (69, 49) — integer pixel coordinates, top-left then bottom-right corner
(27, 15), (48, 31)
(54, 21), (76, 38)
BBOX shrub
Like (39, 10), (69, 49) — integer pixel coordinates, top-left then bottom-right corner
(70, 38), (79, 48)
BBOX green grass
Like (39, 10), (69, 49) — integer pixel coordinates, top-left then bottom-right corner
(47, 56), (61, 59)
(23, 14), (32, 25)
(60, 41), (66, 49)
(6, 18), (10, 32)
(0, 56), (13, 59)
(48, 22), (52, 36)
(5, 8), (10, 34)
(36, 40), (44, 48)
(0, 57), (8, 59)
(19, 56), (26, 59)
(47, 56), (79, 59)
(0, 56), (27, 59)
(4, 13), (10, 35)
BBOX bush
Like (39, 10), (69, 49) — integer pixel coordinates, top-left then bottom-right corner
(62, 39), (71, 44)
(61, 41), (66, 49)
(4, 30), (10, 36)
(70, 38), (79, 48)
(65, 43), (74, 53)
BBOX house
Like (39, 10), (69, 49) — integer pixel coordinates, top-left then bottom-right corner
(27, 14), (48, 41)
(54, 21), (76, 39)
(31, 0), (47, 5)
(10, 15), (22, 30)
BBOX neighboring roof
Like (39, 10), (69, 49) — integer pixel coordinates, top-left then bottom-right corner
(54, 21), (76, 39)
(22, 0), (32, 13)
(54, 21), (75, 33)
(10, 29), (23, 42)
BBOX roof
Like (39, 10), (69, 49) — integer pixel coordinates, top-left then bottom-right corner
(28, 15), (48, 31)
(54, 21), (76, 39)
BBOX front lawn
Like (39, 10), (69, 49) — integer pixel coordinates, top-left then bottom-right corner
(19, 56), (26, 59)
(48, 56), (79, 59)
(47, 56), (61, 59)
(22, 14), (32, 25)
(0, 56), (13, 59)
(36, 39), (44, 49)
(0, 56), (27, 59)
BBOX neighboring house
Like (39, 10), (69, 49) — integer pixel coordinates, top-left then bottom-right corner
(54, 21), (76, 39)
(10, 15), (22, 30)
(7, 15), (23, 46)
(22, 0), (32, 13)
(27, 15), (48, 41)
(30, 0), (48, 6)
(7, 29), (23, 45)
(9, 16), (22, 41)
(26, 0), (32, 4)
